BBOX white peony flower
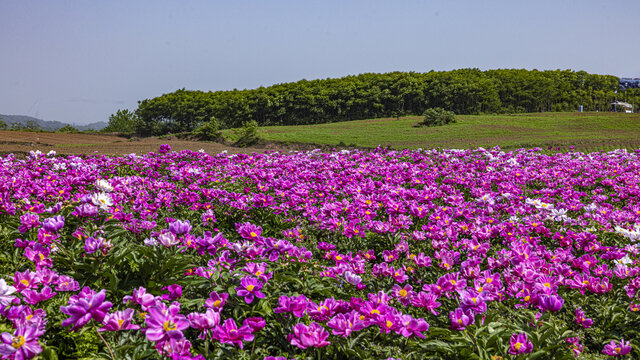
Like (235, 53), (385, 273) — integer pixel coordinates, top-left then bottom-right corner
(0, 279), (17, 306)
(91, 192), (113, 210)
(95, 179), (114, 193)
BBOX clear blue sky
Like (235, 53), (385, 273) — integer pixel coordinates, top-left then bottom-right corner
(1, 0), (639, 125)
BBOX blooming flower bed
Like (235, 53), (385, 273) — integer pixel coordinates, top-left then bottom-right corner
(0, 146), (639, 359)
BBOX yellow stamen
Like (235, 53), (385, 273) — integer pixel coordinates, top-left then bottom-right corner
(163, 321), (177, 331)
(11, 335), (25, 349)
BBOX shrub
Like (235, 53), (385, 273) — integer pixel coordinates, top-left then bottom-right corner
(58, 125), (79, 133)
(233, 120), (259, 147)
(420, 107), (456, 127)
(192, 118), (221, 141)
(103, 109), (137, 136)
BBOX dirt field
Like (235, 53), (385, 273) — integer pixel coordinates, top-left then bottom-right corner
(0, 131), (268, 156)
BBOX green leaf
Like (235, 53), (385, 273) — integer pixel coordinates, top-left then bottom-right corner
(527, 350), (550, 360)
(40, 347), (59, 360)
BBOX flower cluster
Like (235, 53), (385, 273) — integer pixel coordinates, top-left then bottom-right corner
(0, 146), (638, 358)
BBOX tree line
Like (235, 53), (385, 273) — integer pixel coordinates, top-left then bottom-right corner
(129, 69), (638, 136)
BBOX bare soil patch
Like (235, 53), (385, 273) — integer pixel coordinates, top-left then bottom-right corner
(0, 131), (266, 156)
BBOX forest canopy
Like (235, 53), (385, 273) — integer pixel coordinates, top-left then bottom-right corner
(133, 69), (637, 136)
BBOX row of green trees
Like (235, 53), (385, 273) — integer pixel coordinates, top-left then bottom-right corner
(123, 69), (639, 135)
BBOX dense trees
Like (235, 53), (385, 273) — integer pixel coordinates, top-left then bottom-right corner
(133, 69), (637, 136)
(103, 109), (138, 136)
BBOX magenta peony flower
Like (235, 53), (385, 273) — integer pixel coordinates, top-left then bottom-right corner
(235, 277), (265, 304)
(169, 219), (192, 235)
(411, 291), (442, 315)
(60, 289), (113, 331)
(75, 203), (99, 217)
(55, 275), (80, 292)
(21, 285), (56, 305)
(145, 303), (189, 342)
(99, 309), (140, 332)
(287, 322), (330, 349)
(42, 215), (65, 232)
(236, 222), (262, 240)
(212, 318), (254, 349)
(14, 270), (37, 292)
(24, 244), (53, 269)
(574, 307), (593, 328)
(449, 308), (474, 331)
(18, 213), (40, 234)
(161, 284), (183, 301)
(327, 312), (367, 337)
(0, 325), (42, 359)
(204, 291), (229, 311)
(243, 317), (266, 333)
(459, 290), (487, 314)
(397, 314), (430, 338)
(158, 144), (172, 153)
(123, 286), (159, 311)
(274, 294), (309, 317)
(602, 338), (632, 357)
(509, 332), (533, 355)
(539, 294), (564, 312)
(188, 308), (221, 331)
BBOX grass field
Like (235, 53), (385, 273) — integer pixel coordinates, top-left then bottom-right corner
(258, 112), (640, 152)
(2, 112), (639, 156)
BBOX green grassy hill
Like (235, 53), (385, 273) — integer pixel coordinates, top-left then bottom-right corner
(255, 112), (640, 152)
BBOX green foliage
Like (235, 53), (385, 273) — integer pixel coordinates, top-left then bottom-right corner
(132, 69), (635, 136)
(9, 122), (24, 130)
(58, 124), (80, 133)
(104, 109), (138, 136)
(420, 107), (456, 127)
(18, 119), (41, 131)
(192, 117), (221, 141)
(232, 120), (259, 147)
(0, 120), (6, 130)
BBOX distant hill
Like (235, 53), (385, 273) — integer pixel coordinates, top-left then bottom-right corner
(0, 114), (107, 131)
(76, 121), (108, 131)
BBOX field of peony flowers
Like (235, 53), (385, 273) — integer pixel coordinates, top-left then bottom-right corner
(0, 145), (639, 359)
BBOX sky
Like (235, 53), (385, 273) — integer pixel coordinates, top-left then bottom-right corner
(1, 0), (639, 125)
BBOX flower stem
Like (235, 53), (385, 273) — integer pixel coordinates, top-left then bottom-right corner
(95, 326), (115, 360)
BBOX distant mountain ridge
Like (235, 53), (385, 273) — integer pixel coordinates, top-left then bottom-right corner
(0, 114), (107, 131)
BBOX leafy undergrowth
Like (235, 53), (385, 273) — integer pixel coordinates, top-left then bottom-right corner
(0, 145), (639, 359)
